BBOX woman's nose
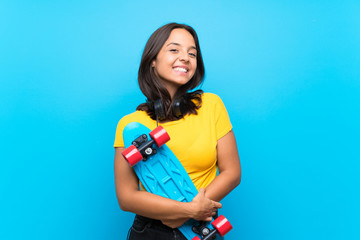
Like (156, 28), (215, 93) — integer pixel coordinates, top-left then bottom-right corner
(179, 51), (189, 62)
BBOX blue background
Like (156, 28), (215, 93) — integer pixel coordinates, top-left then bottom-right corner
(1, 0), (359, 239)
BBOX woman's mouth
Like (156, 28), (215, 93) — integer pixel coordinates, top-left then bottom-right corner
(173, 67), (188, 73)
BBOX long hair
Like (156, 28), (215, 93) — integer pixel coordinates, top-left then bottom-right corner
(136, 23), (205, 121)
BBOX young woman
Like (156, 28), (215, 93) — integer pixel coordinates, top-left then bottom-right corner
(114, 23), (241, 240)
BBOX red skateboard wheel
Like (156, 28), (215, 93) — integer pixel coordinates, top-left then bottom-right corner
(121, 145), (143, 167)
(149, 126), (170, 147)
(191, 237), (201, 240)
(211, 215), (232, 237)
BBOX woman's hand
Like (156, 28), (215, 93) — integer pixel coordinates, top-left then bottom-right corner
(161, 188), (221, 228)
(190, 188), (222, 222)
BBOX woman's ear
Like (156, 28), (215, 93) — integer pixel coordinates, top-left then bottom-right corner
(152, 60), (156, 68)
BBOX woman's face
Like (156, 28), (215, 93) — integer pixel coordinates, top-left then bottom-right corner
(152, 28), (197, 97)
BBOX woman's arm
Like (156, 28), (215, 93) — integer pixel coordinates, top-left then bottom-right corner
(161, 130), (241, 227)
(114, 147), (221, 227)
(205, 130), (241, 202)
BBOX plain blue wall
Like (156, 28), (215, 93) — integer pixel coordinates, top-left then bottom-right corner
(1, 0), (359, 239)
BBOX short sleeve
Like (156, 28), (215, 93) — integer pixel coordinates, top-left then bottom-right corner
(214, 96), (232, 140)
(113, 117), (127, 148)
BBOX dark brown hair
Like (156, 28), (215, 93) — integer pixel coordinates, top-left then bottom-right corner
(136, 23), (205, 121)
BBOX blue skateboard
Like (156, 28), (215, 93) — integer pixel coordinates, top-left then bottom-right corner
(122, 122), (232, 240)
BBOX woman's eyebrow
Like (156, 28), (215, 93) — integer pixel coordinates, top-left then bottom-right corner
(166, 42), (197, 50)
(166, 42), (180, 47)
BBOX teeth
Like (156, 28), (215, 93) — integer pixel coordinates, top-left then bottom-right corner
(174, 67), (187, 73)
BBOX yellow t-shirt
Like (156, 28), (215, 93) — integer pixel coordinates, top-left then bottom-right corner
(114, 93), (232, 190)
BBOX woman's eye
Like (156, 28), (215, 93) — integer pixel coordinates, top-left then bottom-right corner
(189, 53), (196, 57)
(169, 49), (178, 53)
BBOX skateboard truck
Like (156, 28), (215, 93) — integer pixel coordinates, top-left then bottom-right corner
(131, 134), (157, 161)
(191, 215), (233, 240)
(192, 209), (219, 238)
(192, 222), (213, 239)
(122, 126), (170, 166)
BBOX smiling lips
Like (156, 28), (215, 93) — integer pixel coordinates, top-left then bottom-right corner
(173, 66), (189, 73)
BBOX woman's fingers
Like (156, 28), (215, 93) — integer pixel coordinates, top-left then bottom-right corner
(213, 201), (222, 209)
(198, 188), (206, 196)
(205, 216), (213, 221)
